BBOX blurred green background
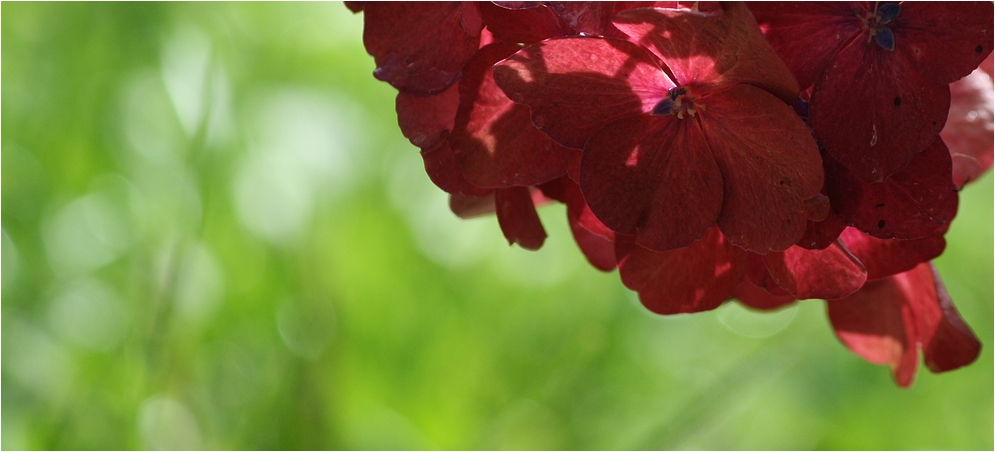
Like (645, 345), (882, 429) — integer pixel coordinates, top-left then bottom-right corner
(2, 3), (992, 450)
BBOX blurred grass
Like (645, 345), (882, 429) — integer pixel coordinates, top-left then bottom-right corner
(1, 3), (992, 450)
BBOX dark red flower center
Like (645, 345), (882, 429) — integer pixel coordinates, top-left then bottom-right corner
(652, 86), (705, 119)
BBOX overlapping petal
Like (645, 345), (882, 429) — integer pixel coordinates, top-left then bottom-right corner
(700, 85), (824, 252)
(450, 43), (570, 188)
(828, 263), (981, 387)
(495, 186), (548, 250)
(581, 114), (723, 251)
(809, 39), (950, 182)
(494, 37), (671, 149)
(764, 241), (867, 300)
(839, 227), (946, 281)
(894, 2), (994, 85)
(362, 2), (483, 95)
(614, 3), (800, 103)
(825, 138), (959, 239)
(616, 227), (748, 314)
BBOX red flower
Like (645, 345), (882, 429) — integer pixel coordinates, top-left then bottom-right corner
(495, 3), (825, 253)
(751, 2), (994, 182)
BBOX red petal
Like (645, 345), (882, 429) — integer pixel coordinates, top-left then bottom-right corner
(825, 138), (959, 240)
(495, 186), (547, 250)
(746, 253), (793, 298)
(581, 114), (723, 251)
(421, 141), (492, 198)
(449, 43), (569, 188)
(616, 227), (748, 314)
(548, 2), (617, 36)
(894, 2), (994, 85)
(613, 3), (800, 103)
(734, 279), (796, 311)
(913, 264), (982, 373)
(748, 2), (862, 90)
(479, 2), (573, 44)
(700, 85), (825, 253)
(345, 1), (364, 13)
(764, 241), (867, 300)
(840, 227), (946, 281)
(797, 209), (847, 250)
(942, 68), (994, 189)
(827, 276), (920, 387)
(396, 83), (460, 149)
(809, 37), (950, 182)
(539, 177), (616, 271)
(450, 192), (496, 219)
(827, 262), (982, 387)
(493, 37), (672, 150)
(363, 2), (482, 95)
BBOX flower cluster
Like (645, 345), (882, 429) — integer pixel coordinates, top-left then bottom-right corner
(348, 1), (994, 387)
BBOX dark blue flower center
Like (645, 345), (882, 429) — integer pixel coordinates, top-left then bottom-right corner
(856, 2), (900, 51)
(652, 87), (703, 119)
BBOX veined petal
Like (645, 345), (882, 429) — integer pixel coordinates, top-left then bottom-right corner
(450, 43), (569, 188)
(810, 37), (950, 182)
(700, 84), (824, 253)
(764, 241), (867, 300)
(893, 2), (994, 84)
(616, 227), (748, 314)
(581, 114), (723, 251)
(825, 138), (959, 240)
(494, 37), (673, 150)
(363, 2), (483, 95)
(614, 3), (800, 103)
(421, 141), (492, 198)
(749, 2), (861, 89)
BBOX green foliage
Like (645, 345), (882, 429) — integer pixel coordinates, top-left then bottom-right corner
(2, 3), (992, 450)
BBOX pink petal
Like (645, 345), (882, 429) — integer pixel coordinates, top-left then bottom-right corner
(748, 2), (862, 89)
(495, 186), (547, 250)
(764, 241), (867, 300)
(449, 43), (569, 188)
(942, 68), (994, 189)
(825, 137), (959, 240)
(363, 2), (483, 95)
(700, 85), (825, 253)
(616, 227), (748, 314)
(734, 279), (796, 311)
(493, 37), (673, 150)
(809, 36), (950, 182)
(581, 114), (723, 251)
(614, 3), (800, 103)
(839, 227), (946, 280)
(893, 2), (994, 85)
